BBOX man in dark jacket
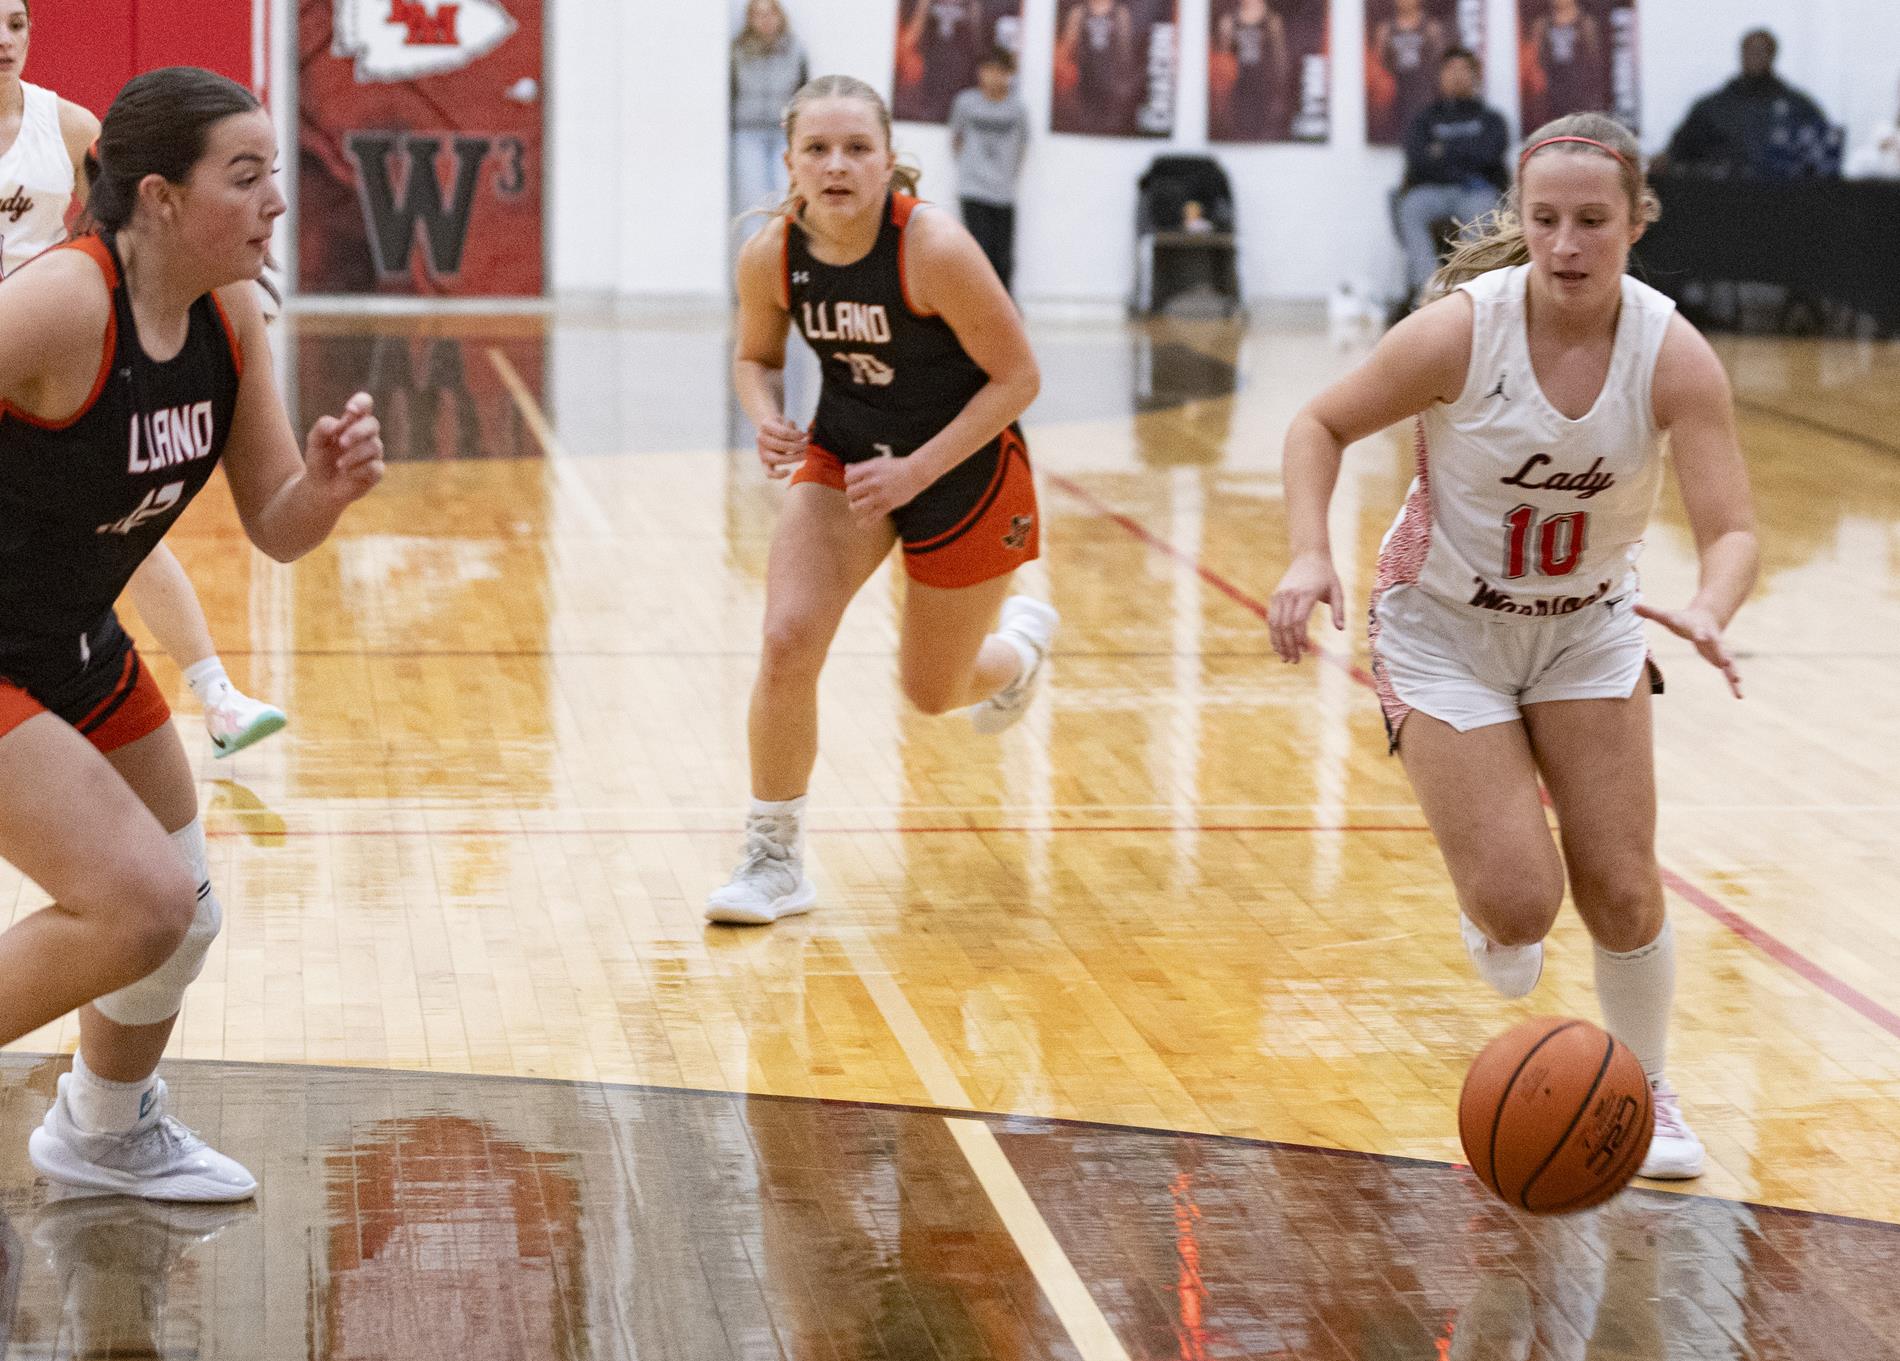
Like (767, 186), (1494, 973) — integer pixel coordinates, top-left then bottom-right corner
(1661, 29), (1838, 180)
(1396, 48), (1509, 306)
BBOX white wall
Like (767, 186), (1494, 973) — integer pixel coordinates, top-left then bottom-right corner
(541, 0), (1900, 304)
(550, 1), (728, 297)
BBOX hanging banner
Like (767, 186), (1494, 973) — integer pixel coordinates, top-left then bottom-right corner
(298, 0), (544, 296)
(1208, 0), (1331, 142)
(1364, 0), (1483, 146)
(1518, 0), (1637, 134)
(1052, 0), (1180, 138)
(893, 0), (1027, 124)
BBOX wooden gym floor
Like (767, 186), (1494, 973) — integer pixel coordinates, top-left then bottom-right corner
(0, 305), (1896, 1358)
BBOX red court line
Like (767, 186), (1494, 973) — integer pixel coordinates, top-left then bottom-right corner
(1660, 869), (1900, 1041)
(1048, 471), (1900, 1044)
(203, 823), (1436, 839)
(1045, 472), (1379, 689)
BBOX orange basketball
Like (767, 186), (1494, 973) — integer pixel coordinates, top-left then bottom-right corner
(1209, 51), (1239, 99)
(898, 44), (925, 89)
(1458, 1016), (1653, 1215)
(1053, 54), (1079, 96)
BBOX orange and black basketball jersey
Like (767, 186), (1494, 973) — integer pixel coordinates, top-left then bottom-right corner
(0, 233), (242, 677)
(786, 192), (992, 462)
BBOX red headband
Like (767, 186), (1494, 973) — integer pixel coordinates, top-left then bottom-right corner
(1519, 135), (1636, 174)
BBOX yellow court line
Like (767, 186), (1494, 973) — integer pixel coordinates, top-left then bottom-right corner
(848, 949), (1134, 1361)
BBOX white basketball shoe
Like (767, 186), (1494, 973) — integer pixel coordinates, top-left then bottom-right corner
(705, 811), (817, 926)
(1460, 911), (1545, 999)
(28, 1074), (257, 1202)
(969, 596), (1059, 735)
(1638, 1078), (1706, 1179)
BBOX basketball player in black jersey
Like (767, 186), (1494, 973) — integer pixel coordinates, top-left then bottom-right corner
(709, 74), (1055, 926)
(1526, 0), (1608, 130)
(0, 68), (383, 1199)
(1372, 0), (1449, 144)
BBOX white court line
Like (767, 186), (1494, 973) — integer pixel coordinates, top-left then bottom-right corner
(486, 347), (616, 537)
(845, 945), (1133, 1361)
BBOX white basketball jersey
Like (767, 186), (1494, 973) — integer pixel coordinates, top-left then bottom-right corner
(1376, 263), (1676, 620)
(0, 83), (74, 279)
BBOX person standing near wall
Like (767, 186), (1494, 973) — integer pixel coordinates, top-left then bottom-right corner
(0, 0), (286, 757)
(731, 0), (808, 224)
(948, 48), (1028, 295)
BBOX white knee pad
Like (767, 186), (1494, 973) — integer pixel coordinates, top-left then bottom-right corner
(93, 818), (223, 1027)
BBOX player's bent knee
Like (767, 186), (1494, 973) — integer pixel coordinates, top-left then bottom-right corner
(95, 881), (221, 1026)
(1466, 876), (1562, 947)
(94, 818), (223, 1027)
(1572, 873), (1665, 950)
(758, 615), (832, 682)
(899, 674), (962, 717)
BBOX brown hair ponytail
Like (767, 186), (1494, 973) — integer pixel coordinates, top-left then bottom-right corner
(71, 66), (260, 238)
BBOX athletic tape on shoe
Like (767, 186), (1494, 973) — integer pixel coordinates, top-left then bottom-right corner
(93, 819), (223, 1027)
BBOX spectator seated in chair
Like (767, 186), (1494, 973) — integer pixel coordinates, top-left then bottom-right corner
(1394, 46), (1508, 313)
(1657, 28), (1841, 182)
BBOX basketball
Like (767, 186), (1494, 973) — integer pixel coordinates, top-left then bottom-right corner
(1458, 1017), (1654, 1215)
(1209, 50), (1239, 99)
(897, 43), (925, 88)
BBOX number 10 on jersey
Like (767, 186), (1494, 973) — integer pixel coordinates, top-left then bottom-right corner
(1503, 505), (1588, 579)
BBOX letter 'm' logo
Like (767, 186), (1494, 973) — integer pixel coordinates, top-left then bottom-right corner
(332, 0), (517, 82)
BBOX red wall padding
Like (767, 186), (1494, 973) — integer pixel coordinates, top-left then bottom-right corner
(24, 0), (255, 118)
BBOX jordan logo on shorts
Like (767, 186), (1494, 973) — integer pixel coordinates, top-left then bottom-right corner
(1002, 514), (1034, 551)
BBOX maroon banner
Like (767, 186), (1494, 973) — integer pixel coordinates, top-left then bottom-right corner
(298, 0), (544, 296)
(893, 0), (1026, 124)
(1208, 0), (1331, 143)
(1364, 0), (1484, 146)
(1518, 0), (1638, 135)
(1051, 0), (1180, 138)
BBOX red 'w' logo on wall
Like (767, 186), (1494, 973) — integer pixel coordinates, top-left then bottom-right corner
(388, 0), (460, 46)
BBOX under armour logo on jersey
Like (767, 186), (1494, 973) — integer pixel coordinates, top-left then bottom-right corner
(1002, 513), (1034, 551)
(1486, 372), (1510, 401)
(97, 480), (184, 536)
(835, 352), (896, 387)
(791, 270), (811, 285)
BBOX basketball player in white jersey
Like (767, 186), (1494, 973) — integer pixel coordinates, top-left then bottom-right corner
(1269, 113), (1759, 1181)
(0, 0), (287, 757)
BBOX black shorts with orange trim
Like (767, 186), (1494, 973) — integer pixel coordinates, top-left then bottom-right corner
(792, 424), (1041, 589)
(0, 612), (173, 755)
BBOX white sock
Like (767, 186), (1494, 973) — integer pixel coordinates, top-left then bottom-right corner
(1594, 917), (1676, 1083)
(183, 657), (232, 705)
(749, 795), (806, 819)
(68, 1051), (160, 1135)
(747, 796), (805, 855)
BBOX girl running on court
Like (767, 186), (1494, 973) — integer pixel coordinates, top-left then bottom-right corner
(0, 0), (288, 757)
(0, 67), (383, 1199)
(1268, 114), (1759, 1181)
(710, 74), (1054, 926)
